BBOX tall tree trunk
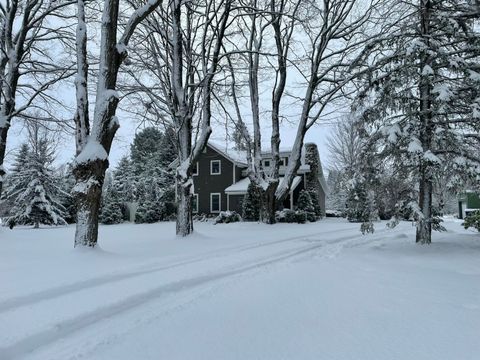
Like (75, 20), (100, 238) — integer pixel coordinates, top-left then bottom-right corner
(73, 0), (120, 247)
(0, 126), (8, 196)
(416, 0), (433, 244)
(416, 164), (433, 244)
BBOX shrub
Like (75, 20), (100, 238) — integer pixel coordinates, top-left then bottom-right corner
(276, 209), (296, 223)
(295, 210), (308, 224)
(463, 211), (480, 232)
(214, 211), (242, 224)
(276, 209), (308, 224)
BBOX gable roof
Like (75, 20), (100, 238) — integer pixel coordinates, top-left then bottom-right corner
(207, 142), (248, 166)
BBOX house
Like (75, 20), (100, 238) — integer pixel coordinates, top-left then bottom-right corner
(191, 142), (327, 215)
(458, 191), (480, 219)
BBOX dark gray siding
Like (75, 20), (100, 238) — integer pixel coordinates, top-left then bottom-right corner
(193, 145), (239, 214)
(228, 194), (244, 213)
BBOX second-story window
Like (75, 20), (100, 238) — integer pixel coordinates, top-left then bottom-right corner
(192, 162), (199, 176)
(211, 160), (221, 175)
(264, 159), (271, 167)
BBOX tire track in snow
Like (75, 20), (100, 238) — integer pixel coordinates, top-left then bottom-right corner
(0, 226), (357, 314)
(0, 226), (400, 360)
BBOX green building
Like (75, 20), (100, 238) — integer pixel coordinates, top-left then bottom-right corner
(458, 191), (480, 219)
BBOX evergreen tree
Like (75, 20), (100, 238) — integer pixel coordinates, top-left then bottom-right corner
(354, 0), (480, 243)
(99, 184), (124, 225)
(242, 182), (261, 221)
(4, 140), (67, 229)
(130, 127), (165, 176)
(113, 156), (137, 203)
(297, 190), (317, 222)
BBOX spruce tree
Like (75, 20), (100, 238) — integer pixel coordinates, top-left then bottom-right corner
(242, 182), (261, 221)
(4, 141), (67, 229)
(99, 183), (124, 225)
(354, 0), (480, 243)
(297, 190), (317, 222)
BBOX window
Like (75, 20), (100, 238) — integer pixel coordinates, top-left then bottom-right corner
(279, 158), (285, 166)
(192, 194), (199, 213)
(210, 160), (221, 175)
(210, 193), (221, 213)
(192, 162), (199, 176)
(264, 159), (271, 167)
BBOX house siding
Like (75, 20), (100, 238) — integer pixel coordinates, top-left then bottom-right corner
(193, 145), (237, 214)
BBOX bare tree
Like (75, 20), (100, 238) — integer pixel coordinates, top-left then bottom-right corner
(123, 0), (233, 236)
(72, 0), (164, 247)
(0, 0), (75, 197)
(225, 0), (386, 222)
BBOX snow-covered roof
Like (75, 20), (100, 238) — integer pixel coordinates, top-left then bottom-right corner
(225, 176), (302, 195)
(207, 142), (248, 166)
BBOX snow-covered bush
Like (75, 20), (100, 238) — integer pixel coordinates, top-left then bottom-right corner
(242, 183), (262, 221)
(463, 211), (480, 232)
(276, 209), (309, 224)
(214, 211), (241, 224)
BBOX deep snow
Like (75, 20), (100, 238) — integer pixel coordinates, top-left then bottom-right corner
(0, 218), (479, 360)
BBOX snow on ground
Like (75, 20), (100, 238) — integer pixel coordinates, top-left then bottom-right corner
(0, 218), (479, 360)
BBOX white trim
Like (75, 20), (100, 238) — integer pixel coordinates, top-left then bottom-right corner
(192, 162), (199, 176)
(210, 193), (221, 213)
(192, 193), (199, 213)
(210, 160), (221, 175)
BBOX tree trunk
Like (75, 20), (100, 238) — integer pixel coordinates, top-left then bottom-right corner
(416, 165), (432, 244)
(73, 159), (107, 247)
(262, 182), (278, 224)
(416, 0), (433, 244)
(0, 126), (8, 196)
(176, 181), (193, 236)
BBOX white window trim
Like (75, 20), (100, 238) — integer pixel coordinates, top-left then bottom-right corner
(264, 159), (271, 167)
(193, 193), (199, 213)
(193, 162), (199, 176)
(210, 193), (221, 213)
(210, 160), (221, 175)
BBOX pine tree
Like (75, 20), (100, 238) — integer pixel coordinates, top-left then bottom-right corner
(354, 0), (480, 243)
(99, 182), (124, 225)
(242, 182), (261, 221)
(4, 140), (67, 229)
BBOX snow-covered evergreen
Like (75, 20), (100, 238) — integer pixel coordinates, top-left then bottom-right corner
(3, 141), (67, 229)
(242, 183), (262, 221)
(353, 0), (480, 243)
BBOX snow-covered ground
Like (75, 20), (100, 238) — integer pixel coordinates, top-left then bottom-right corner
(1, 218), (479, 360)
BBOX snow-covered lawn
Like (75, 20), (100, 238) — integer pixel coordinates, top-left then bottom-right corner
(1, 218), (479, 360)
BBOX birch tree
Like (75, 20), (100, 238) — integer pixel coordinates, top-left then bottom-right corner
(124, 0), (233, 236)
(0, 0), (75, 197)
(72, 0), (163, 247)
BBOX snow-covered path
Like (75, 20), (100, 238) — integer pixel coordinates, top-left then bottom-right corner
(1, 219), (479, 359)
